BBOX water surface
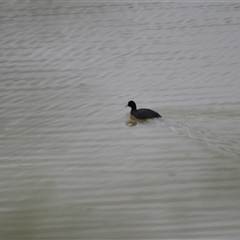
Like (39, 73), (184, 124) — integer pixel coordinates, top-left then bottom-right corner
(0, 2), (240, 239)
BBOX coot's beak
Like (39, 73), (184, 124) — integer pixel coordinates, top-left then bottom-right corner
(125, 104), (128, 107)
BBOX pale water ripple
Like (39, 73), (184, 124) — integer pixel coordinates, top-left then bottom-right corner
(0, 1), (240, 239)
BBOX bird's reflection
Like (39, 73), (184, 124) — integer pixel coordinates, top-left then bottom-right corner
(125, 115), (148, 127)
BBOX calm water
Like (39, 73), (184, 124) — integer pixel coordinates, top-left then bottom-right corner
(1, 2), (240, 239)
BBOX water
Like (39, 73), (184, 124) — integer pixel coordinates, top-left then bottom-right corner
(1, 1), (240, 239)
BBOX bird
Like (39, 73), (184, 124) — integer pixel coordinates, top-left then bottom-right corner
(126, 100), (161, 119)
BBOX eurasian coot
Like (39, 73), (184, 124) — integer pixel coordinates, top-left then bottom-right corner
(126, 100), (161, 119)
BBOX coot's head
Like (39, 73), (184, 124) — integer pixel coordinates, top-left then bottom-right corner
(126, 100), (137, 110)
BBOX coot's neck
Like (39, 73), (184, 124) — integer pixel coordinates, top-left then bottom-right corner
(130, 103), (137, 111)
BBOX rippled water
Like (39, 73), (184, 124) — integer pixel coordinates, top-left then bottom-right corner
(1, 2), (240, 239)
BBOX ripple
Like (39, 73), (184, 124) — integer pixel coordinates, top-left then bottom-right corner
(1, 2), (240, 239)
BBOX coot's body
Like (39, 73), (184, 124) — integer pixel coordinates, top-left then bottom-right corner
(126, 100), (161, 119)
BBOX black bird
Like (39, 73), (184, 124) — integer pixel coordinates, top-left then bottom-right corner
(126, 100), (161, 119)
